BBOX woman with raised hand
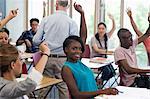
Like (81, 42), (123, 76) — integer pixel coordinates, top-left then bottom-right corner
(91, 13), (116, 58)
(0, 42), (50, 99)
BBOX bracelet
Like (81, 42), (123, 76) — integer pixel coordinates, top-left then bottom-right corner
(42, 53), (49, 57)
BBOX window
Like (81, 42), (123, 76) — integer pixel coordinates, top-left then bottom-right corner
(72, 0), (95, 43)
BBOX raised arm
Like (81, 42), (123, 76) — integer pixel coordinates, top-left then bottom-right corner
(138, 15), (150, 44)
(74, 2), (87, 45)
(0, 9), (18, 29)
(107, 14), (116, 38)
(127, 9), (143, 36)
(34, 42), (50, 73)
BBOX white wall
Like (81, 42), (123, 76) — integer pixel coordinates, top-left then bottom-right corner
(6, 0), (26, 43)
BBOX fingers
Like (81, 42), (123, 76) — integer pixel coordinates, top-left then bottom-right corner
(126, 8), (132, 17)
(148, 12), (150, 23)
(111, 88), (119, 95)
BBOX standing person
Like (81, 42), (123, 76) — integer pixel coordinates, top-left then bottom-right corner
(61, 35), (118, 99)
(91, 14), (115, 58)
(114, 18), (150, 87)
(16, 18), (39, 53)
(0, 42), (50, 99)
(0, 9), (18, 29)
(33, 0), (87, 98)
(127, 9), (150, 65)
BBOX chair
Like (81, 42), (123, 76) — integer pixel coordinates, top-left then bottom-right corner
(95, 63), (119, 89)
(32, 52), (42, 65)
(27, 52), (42, 71)
(82, 44), (91, 58)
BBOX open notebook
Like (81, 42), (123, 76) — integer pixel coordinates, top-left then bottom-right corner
(95, 86), (150, 99)
(89, 57), (112, 64)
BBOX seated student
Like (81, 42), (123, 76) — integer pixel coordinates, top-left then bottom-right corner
(0, 28), (28, 74)
(127, 9), (150, 65)
(16, 18), (39, 53)
(0, 9), (18, 29)
(61, 36), (118, 99)
(91, 14), (115, 58)
(0, 42), (50, 99)
(0, 28), (10, 44)
(114, 26), (150, 86)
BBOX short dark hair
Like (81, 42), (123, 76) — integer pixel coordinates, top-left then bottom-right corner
(0, 28), (9, 36)
(117, 28), (130, 39)
(30, 18), (39, 24)
(98, 22), (107, 28)
(63, 35), (85, 54)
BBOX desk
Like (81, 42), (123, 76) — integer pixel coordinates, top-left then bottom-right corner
(21, 52), (34, 59)
(139, 66), (150, 75)
(81, 58), (113, 69)
(17, 75), (63, 99)
(81, 57), (118, 88)
(95, 86), (150, 99)
(35, 76), (62, 90)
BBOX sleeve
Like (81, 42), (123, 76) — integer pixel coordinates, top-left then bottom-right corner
(28, 67), (43, 84)
(143, 38), (150, 53)
(91, 36), (96, 47)
(1, 78), (37, 98)
(69, 20), (79, 36)
(16, 32), (26, 45)
(133, 38), (138, 48)
(114, 48), (126, 65)
(33, 18), (46, 45)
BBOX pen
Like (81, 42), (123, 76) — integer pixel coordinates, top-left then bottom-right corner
(118, 91), (124, 93)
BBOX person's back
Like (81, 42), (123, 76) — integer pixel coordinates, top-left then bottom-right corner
(33, 0), (80, 98)
(37, 10), (78, 54)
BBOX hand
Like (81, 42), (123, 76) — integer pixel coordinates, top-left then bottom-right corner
(148, 12), (150, 23)
(103, 88), (118, 95)
(8, 8), (18, 19)
(39, 42), (50, 55)
(24, 39), (32, 47)
(107, 51), (114, 55)
(74, 2), (84, 14)
(126, 8), (132, 17)
(108, 13), (114, 20)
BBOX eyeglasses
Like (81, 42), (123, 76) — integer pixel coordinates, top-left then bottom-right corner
(121, 35), (132, 40)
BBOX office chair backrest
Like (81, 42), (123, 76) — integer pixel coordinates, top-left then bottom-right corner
(32, 51), (42, 65)
(82, 44), (90, 58)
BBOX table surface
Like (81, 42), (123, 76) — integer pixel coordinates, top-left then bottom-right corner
(21, 52), (34, 59)
(95, 86), (150, 99)
(35, 76), (63, 90)
(81, 57), (114, 69)
(16, 74), (63, 91)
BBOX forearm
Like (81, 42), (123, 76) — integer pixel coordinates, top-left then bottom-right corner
(0, 16), (12, 29)
(108, 19), (115, 38)
(34, 54), (48, 73)
(16, 40), (24, 45)
(130, 16), (143, 36)
(126, 67), (150, 74)
(72, 90), (103, 99)
(79, 12), (87, 45)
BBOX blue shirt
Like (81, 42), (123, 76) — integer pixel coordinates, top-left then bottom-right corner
(33, 10), (79, 54)
(64, 60), (98, 92)
(16, 29), (39, 53)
